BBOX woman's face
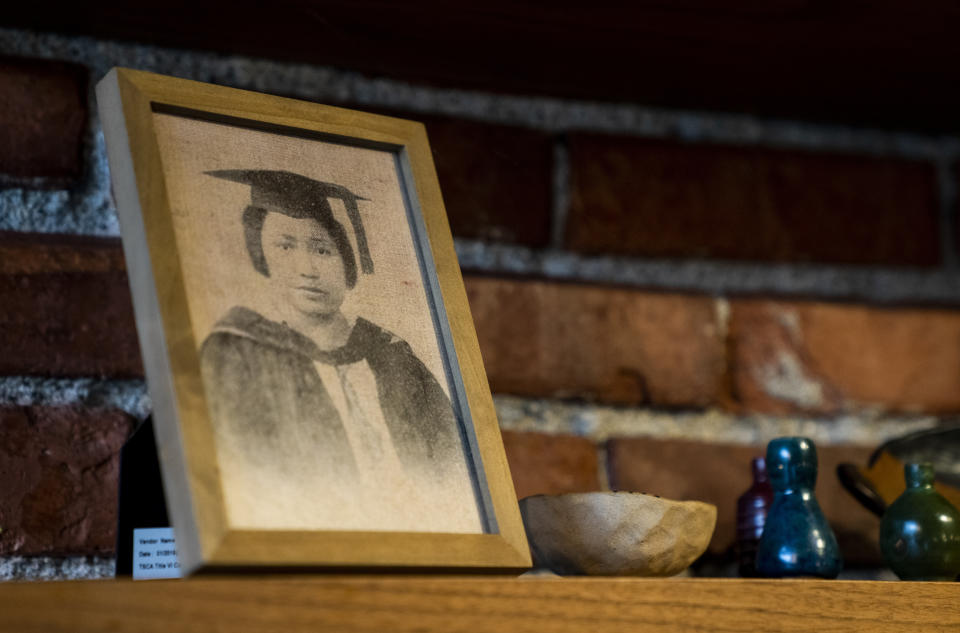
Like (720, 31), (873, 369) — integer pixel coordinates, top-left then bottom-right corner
(261, 211), (347, 319)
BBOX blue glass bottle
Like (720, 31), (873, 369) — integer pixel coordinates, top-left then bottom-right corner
(756, 437), (842, 578)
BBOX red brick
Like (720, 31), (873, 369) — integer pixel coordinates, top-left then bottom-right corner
(501, 431), (601, 499)
(565, 135), (940, 266)
(465, 276), (725, 407)
(728, 299), (960, 415)
(320, 103), (553, 247)
(424, 116), (553, 247)
(0, 406), (135, 555)
(0, 233), (141, 377)
(606, 437), (879, 564)
(0, 57), (87, 187)
(0, 231), (125, 274)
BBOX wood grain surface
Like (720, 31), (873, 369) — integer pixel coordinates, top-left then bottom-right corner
(1, 576), (959, 632)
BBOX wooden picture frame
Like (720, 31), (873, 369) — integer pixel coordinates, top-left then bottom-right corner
(96, 68), (530, 574)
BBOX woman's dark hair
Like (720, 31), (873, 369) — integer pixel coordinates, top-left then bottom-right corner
(241, 204), (359, 289)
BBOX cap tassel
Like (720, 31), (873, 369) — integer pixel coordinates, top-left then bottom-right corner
(339, 193), (374, 275)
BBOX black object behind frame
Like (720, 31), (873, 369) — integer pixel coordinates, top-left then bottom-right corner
(115, 417), (170, 576)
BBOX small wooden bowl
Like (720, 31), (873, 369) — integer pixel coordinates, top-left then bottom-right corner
(519, 491), (717, 576)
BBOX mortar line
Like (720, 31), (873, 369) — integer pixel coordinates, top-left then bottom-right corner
(454, 240), (960, 306)
(0, 555), (115, 582)
(935, 154), (959, 269)
(491, 395), (943, 447)
(0, 376), (150, 418)
(549, 137), (571, 249)
(595, 440), (612, 492)
(0, 27), (959, 160)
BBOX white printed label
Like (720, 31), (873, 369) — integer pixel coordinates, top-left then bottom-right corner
(132, 527), (182, 580)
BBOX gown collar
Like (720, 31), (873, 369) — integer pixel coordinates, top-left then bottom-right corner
(210, 306), (391, 365)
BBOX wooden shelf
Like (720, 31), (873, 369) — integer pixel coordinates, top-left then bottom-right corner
(1, 576), (958, 632)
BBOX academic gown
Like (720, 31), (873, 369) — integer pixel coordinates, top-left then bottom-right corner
(199, 306), (464, 494)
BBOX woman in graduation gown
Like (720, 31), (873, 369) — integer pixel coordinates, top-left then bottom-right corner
(198, 170), (480, 532)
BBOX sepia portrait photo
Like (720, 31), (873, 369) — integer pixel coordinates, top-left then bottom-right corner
(150, 110), (486, 535)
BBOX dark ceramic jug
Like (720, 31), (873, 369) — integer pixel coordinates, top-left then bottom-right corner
(880, 463), (960, 581)
(756, 437), (842, 578)
(736, 457), (774, 577)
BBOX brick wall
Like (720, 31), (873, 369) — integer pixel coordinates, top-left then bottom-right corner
(1, 28), (959, 579)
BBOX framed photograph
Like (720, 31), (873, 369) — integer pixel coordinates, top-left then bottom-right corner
(96, 68), (530, 573)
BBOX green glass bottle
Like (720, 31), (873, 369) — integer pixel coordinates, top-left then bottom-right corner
(880, 463), (960, 581)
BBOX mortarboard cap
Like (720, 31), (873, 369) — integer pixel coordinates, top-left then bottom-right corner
(206, 169), (374, 275)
